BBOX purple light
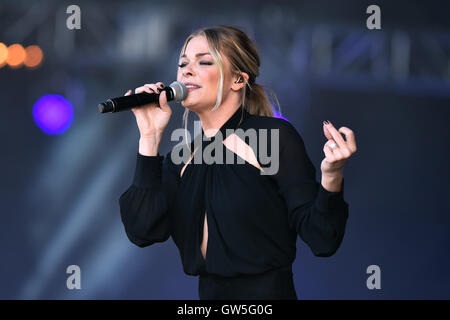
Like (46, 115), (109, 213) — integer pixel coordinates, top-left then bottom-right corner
(33, 95), (74, 135)
(273, 108), (290, 122)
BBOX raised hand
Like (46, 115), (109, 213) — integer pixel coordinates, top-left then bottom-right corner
(320, 120), (357, 190)
(126, 81), (172, 138)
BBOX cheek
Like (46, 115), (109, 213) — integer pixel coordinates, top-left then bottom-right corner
(203, 70), (219, 89)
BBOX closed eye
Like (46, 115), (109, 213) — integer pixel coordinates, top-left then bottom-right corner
(178, 61), (213, 68)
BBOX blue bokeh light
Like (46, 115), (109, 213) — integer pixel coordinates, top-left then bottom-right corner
(273, 108), (290, 122)
(32, 95), (74, 135)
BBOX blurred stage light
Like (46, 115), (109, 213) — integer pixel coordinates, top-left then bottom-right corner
(0, 42), (8, 68)
(33, 95), (74, 135)
(273, 108), (289, 122)
(0, 43), (44, 69)
(6, 44), (26, 68)
(24, 45), (44, 68)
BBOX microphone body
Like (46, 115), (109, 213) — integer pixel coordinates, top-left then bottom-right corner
(98, 81), (187, 113)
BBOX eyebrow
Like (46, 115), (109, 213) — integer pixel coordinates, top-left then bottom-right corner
(180, 52), (211, 58)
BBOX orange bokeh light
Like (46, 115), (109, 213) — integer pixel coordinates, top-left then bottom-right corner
(6, 44), (26, 68)
(24, 45), (44, 68)
(0, 42), (8, 68)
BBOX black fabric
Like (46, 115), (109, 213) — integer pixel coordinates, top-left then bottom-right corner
(198, 265), (297, 300)
(119, 107), (349, 287)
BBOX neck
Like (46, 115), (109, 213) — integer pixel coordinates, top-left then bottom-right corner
(196, 96), (241, 138)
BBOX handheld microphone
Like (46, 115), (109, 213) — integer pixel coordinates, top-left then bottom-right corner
(98, 81), (187, 114)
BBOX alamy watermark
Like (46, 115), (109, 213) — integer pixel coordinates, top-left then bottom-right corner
(66, 5), (81, 30)
(366, 264), (381, 290)
(170, 120), (280, 176)
(66, 264), (81, 290)
(366, 5), (381, 30)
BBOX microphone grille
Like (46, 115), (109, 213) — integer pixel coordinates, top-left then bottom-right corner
(170, 81), (188, 102)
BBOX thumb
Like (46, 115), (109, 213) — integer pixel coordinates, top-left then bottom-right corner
(159, 90), (170, 112)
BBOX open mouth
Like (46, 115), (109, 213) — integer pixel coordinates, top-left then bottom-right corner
(185, 84), (201, 91)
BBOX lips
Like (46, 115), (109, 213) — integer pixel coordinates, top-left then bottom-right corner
(183, 82), (201, 89)
(187, 87), (200, 93)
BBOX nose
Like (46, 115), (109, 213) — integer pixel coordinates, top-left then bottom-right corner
(182, 63), (195, 78)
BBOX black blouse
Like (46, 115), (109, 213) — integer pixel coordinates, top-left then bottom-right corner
(119, 107), (349, 277)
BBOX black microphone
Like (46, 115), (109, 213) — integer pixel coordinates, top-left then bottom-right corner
(98, 81), (187, 113)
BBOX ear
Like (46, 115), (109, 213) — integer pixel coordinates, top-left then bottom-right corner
(231, 72), (250, 91)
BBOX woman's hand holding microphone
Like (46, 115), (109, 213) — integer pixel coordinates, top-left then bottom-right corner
(124, 82), (172, 156)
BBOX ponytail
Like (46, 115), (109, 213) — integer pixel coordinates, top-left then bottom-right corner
(243, 82), (280, 117)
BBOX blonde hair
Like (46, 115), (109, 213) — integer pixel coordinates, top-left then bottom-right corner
(179, 25), (281, 149)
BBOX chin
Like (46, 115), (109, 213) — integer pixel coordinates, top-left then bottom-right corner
(181, 100), (199, 111)
(181, 97), (216, 113)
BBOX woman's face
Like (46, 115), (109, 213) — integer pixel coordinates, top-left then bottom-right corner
(177, 36), (231, 111)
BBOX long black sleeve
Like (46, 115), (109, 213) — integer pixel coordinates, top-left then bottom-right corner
(274, 121), (349, 257)
(119, 152), (179, 247)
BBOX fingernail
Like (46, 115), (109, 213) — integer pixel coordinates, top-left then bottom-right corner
(323, 120), (329, 125)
